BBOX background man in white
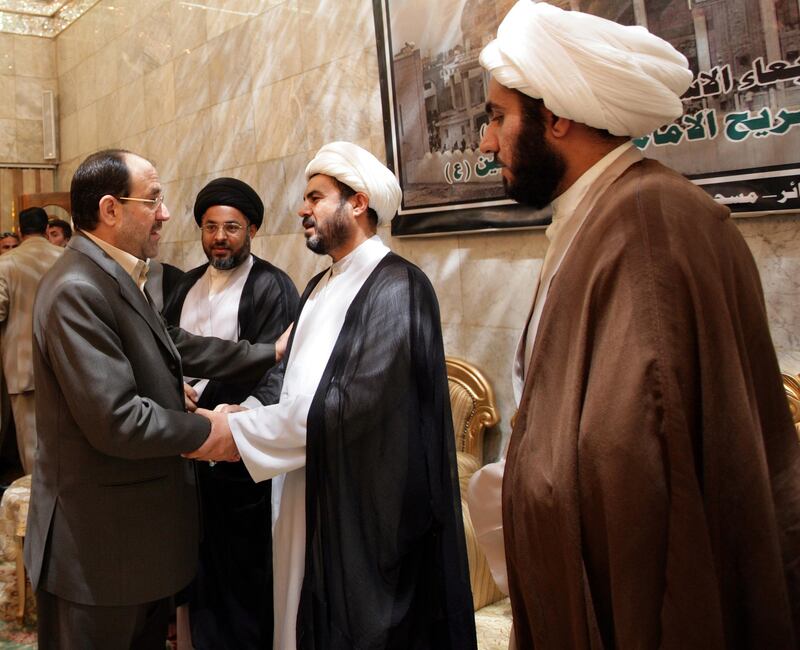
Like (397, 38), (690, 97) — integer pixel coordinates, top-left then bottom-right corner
(190, 142), (476, 649)
(164, 177), (298, 650)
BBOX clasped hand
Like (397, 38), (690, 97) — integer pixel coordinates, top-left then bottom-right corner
(183, 404), (249, 462)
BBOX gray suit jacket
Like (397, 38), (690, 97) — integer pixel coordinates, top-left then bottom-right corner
(24, 233), (274, 606)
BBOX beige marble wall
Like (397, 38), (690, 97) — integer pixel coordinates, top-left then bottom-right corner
(0, 32), (56, 164)
(54, 0), (800, 456)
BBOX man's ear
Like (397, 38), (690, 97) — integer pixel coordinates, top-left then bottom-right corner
(97, 195), (119, 227)
(248, 224), (258, 239)
(541, 106), (573, 139)
(350, 192), (370, 218)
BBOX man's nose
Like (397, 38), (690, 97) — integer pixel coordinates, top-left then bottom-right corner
(479, 125), (497, 154)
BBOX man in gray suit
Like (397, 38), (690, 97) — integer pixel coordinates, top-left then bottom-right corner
(25, 149), (277, 649)
(0, 207), (63, 472)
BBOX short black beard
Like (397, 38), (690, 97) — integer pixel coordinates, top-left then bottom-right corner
(504, 109), (566, 210)
(305, 200), (352, 256)
(209, 231), (251, 270)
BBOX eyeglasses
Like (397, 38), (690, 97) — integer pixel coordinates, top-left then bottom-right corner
(0, 232), (16, 238)
(117, 194), (165, 211)
(200, 223), (246, 235)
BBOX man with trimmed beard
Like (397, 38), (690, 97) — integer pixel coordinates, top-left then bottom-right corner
(164, 177), (298, 650)
(25, 150), (277, 649)
(467, 2), (800, 649)
(188, 142), (476, 649)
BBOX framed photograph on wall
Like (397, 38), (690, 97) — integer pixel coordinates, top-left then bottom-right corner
(372, 0), (550, 236)
(373, 0), (800, 237)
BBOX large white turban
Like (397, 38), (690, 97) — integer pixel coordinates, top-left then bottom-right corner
(305, 142), (402, 223)
(480, 1), (693, 137)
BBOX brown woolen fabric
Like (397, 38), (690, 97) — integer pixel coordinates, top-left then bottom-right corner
(504, 159), (800, 649)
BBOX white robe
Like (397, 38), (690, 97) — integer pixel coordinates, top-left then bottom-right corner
(180, 255), (253, 399)
(228, 236), (390, 650)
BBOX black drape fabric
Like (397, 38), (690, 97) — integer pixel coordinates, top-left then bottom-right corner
(163, 255), (299, 650)
(285, 253), (476, 650)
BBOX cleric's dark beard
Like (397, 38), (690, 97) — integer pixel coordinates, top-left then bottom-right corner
(306, 200), (351, 256)
(504, 113), (566, 210)
(209, 230), (251, 270)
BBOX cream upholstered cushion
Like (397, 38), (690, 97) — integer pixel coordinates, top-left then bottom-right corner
(458, 451), (506, 611)
(450, 381), (476, 455)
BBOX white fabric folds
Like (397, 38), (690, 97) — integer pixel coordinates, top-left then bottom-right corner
(480, 1), (693, 137)
(305, 141), (402, 223)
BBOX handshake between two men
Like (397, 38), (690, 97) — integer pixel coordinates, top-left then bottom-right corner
(181, 321), (294, 463)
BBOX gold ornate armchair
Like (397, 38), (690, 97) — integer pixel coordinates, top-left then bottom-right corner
(783, 373), (800, 440)
(447, 357), (499, 465)
(446, 357), (511, 647)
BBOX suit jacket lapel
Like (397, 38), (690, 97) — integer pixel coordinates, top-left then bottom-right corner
(70, 234), (180, 363)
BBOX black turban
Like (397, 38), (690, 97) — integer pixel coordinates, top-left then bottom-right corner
(193, 177), (264, 229)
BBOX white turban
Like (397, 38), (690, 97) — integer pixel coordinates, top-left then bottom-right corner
(305, 142), (402, 223)
(480, 1), (693, 137)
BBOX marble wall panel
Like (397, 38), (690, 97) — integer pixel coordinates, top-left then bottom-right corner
(301, 48), (374, 152)
(253, 74), (308, 161)
(0, 118), (15, 160)
(174, 108), (214, 179)
(209, 91), (256, 172)
(76, 102), (97, 157)
(0, 76), (14, 120)
(173, 43), (211, 119)
(59, 110), (79, 162)
(143, 62), (175, 130)
(94, 91), (117, 145)
(298, 0), (374, 72)
(737, 215), (800, 374)
(260, 232), (328, 290)
(15, 35), (55, 78)
(182, 239), (208, 270)
(55, 26), (80, 75)
(74, 53), (96, 109)
(92, 44), (119, 102)
(15, 77), (55, 120)
(117, 77), (146, 138)
(0, 34), (14, 75)
(204, 0), (273, 41)
(207, 23), (253, 105)
(156, 240), (184, 270)
(16, 118), (44, 162)
(170, 1), (208, 56)
(214, 163), (259, 193)
(248, 2), (301, 92)
(457, 230), (545, 330)
(139, 4), (174, 74)
(57, 65), (77, 117)
(143, 120), (177, 184)
(257, 150), (314, 236)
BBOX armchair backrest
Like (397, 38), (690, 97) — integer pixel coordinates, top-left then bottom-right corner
(783, 373), (800, 441)
(446, 357), (500, 465)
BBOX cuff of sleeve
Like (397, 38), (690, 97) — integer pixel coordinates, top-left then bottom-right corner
(241, 395), (263, 410)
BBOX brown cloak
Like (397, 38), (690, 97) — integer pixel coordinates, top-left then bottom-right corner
(505, 158), (800, 649)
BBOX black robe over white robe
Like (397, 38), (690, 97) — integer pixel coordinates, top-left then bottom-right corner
(164, 255), (299, 650)
(251, 253), (477, 650)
